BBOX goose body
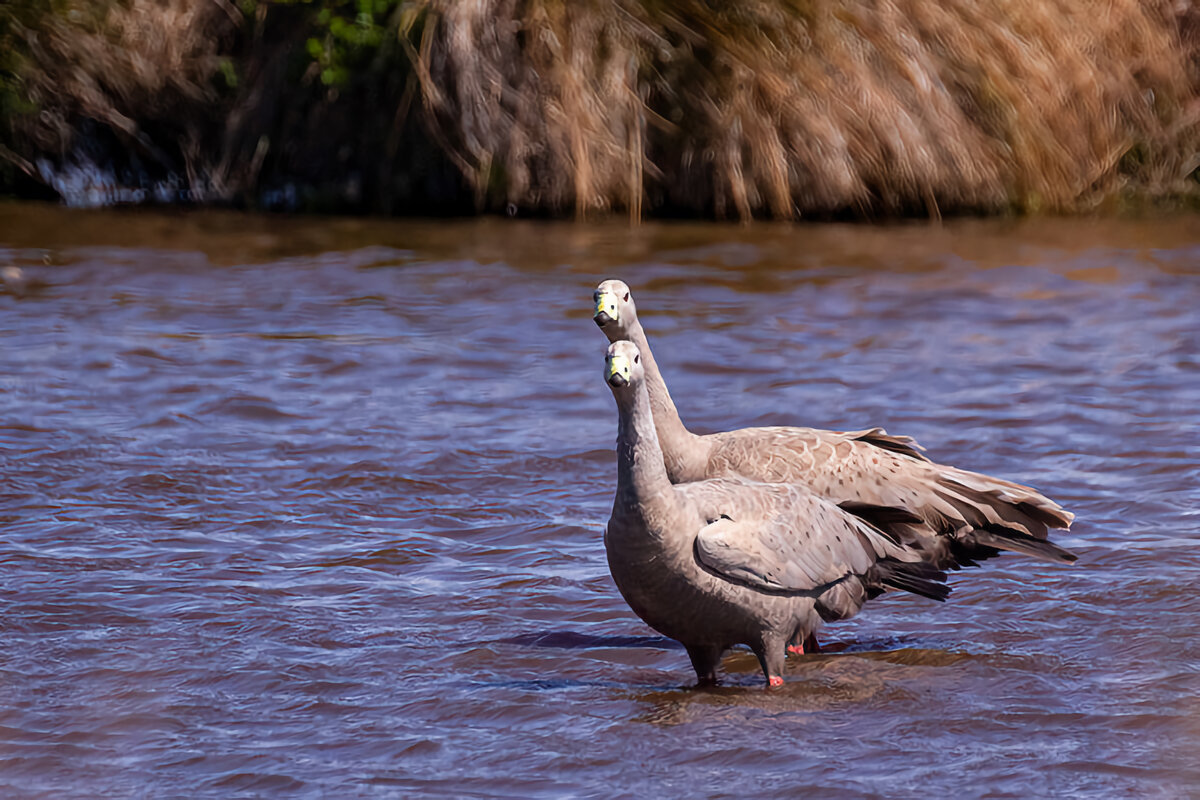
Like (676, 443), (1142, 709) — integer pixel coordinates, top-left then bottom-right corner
(593, 279), (1076, 571)
(602, 340), (948, 686)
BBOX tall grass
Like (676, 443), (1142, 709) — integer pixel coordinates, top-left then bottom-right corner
(2, 0), (1197, 218)
(415, 0), (1200, 218)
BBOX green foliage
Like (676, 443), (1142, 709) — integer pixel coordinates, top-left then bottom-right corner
(0, 1), (49, 192)
(284, 0), (408, 87)
(0, 3), (40, 116)
(217, 57), (239, 90)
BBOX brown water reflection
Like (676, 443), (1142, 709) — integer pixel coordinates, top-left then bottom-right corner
(1, 201), (1198, 798)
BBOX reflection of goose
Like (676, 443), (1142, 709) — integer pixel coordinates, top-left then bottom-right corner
(602, 340), (948, 688)
(593, 279), (1076, 577)
(631, 644), (978, 723)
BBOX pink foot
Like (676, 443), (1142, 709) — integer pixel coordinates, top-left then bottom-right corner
(787, 633), (820, 656)
(768, 675), (784, 687)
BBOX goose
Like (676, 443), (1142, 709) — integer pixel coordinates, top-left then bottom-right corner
(602, 339), (950, 687)
(592, 279), (1076, 584)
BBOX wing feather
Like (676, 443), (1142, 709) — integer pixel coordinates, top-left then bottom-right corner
(685, 480), (917, 595)
(704, 427), (1075, 567)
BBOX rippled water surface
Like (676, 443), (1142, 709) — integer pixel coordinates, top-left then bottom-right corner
(2, 202), (1198, 798)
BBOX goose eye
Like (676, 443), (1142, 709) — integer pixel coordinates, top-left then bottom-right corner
(634, 354), (640, 364)
(622, 292), (629, 301)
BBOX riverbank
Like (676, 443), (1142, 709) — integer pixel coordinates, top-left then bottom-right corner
(2, 1), (1198, 219)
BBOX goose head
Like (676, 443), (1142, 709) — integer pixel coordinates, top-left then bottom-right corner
(593, 279), (639, 341)
(605, 339), (644, 390)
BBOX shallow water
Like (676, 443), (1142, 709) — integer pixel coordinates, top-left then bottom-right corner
(1, 202), (1198, 798)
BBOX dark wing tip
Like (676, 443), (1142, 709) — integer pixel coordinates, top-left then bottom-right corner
(839, 501), (925, 528)
(855, 429), (931, 462)
(969, 530), (1079, 565)
(874, 559), (951, 602)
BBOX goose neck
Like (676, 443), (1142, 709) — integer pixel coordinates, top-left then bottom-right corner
(613, 379), (673, 515)
(627, 321), (704, 480)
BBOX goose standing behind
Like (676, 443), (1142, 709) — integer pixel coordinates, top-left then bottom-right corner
(602, 339), (949, 687)
(593, 279), (1076, 577)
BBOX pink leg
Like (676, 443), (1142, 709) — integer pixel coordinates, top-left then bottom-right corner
(787, 632), (820, 656)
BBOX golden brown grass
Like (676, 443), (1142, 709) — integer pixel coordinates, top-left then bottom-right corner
(5, 0), (1199, 218)
(414, 0), (1200, 219)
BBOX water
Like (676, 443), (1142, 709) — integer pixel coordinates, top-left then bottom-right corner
(1, 202), (1198, 798)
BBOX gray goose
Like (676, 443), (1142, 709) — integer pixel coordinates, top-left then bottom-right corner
(602, 340), (949, 687)
(593, 279), (1076, 591)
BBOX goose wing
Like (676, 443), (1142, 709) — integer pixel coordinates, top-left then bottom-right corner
(705, 427), (1075, 566)
(681, 480), (948, 607)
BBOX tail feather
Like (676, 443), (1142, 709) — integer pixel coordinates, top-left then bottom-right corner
(968, 529), (1078, 564)
(929, 477), (1079, 564)
(1011, 498), (1075, 530)
(940, 473), (1074, 531)
(933, 475), (1073, 542)
(873, 559), (951, 602)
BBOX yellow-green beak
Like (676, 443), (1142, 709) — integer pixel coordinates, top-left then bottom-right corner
(593, 291), (619, 327)
(606, 352), (632, 387)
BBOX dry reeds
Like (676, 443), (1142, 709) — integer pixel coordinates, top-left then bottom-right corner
(13, 0), (238, 200)
(411, 0), (650, 218)
(4, 0), (1199, 217)
(414, 0), (1200, 219)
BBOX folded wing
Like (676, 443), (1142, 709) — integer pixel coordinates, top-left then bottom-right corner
(683, 480), (949, 621)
